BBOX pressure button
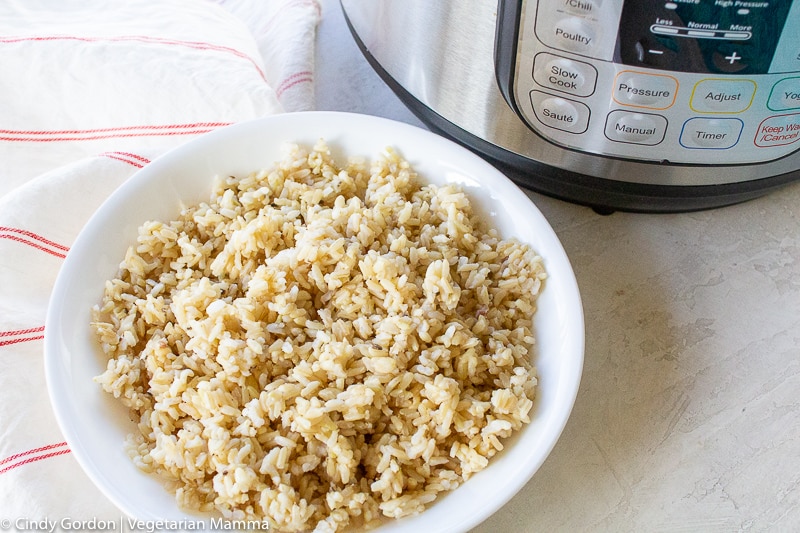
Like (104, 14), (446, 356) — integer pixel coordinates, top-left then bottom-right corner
(530, 91), (590, 133)
(612, 71), (678, 110)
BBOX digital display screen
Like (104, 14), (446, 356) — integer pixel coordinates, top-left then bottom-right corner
(616, 0), (793, 74)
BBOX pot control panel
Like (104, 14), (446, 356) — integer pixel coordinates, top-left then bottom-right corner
(496, 0), (800, 165)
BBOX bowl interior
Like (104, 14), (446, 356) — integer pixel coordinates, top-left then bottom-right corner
(45, 111), (584, 532)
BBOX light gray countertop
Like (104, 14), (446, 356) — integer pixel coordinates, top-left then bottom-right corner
(314, 2), (800, 531)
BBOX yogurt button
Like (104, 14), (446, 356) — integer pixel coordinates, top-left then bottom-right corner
(768, 77), (800, 111)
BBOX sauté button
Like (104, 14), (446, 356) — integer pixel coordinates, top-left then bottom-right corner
(530, 91), (590, 133)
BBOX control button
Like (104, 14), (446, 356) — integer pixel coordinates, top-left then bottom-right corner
(754, 113), (800, 147)
(612, 71), (678, 109)
(530, 91), (590, 133)
(604, 110), (667, 145)
(561, 0), (602, 16)
(768, 77), (800, 111)
(550, 17), (597, 54)
(533, 53), (597, 97)
(679, 118), (743, 149)
(690, 79), (756, 113)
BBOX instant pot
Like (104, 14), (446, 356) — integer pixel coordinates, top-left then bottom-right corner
(340, 0), (800, 212)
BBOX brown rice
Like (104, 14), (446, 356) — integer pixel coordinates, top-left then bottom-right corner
(92, 140), (545, 532)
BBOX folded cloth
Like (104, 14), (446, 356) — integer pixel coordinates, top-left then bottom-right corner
(0, 0), (319, 521)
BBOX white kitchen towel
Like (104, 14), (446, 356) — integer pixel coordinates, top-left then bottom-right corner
(0, 0), (319, 522)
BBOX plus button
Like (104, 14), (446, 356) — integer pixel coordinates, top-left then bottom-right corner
(725, 51), (742, 64)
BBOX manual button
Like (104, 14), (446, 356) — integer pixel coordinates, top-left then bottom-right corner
(690, 79), (756, 113)
(604, 110), (667, 145)
(530, 91), (590, 133)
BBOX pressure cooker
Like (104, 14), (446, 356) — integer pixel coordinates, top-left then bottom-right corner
(340, 0), (800, 212)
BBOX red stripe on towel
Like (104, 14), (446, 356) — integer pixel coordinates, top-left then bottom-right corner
(0, 122), (231, 143)
(0, 326), (46, 348)
(0, 228), (69, 258)
(0, 441), (68, 466)
(99, 151), (151, 168)
(0, 34), (267, 82)
(275, 70), (313, 98)
(0, 446), (72, 475)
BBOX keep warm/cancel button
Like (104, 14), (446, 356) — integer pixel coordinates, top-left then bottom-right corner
(754, 113), (800, 147)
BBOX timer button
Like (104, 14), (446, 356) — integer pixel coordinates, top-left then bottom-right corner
(690, 79), (756, 113)
(530, 91), (590, 133)
(550, 17), (598, 55)
(679, 118), (743, 149)
(767, 77), (800, 111)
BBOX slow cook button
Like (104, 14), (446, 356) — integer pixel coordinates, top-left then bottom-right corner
(690, 79), (756, 113)
(612, 71), (678, 109)
(754, 113), (800, 147)
(550, 16), (597, 54)
(680, 117), (743, 149)
(767, 77), (800, 111)
(533, 53), (598, 97)
(604, 110), (667, 145)
(530, 91), (590, 133)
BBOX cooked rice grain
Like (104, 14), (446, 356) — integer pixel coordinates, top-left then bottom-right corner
(92, 141), (545, 532)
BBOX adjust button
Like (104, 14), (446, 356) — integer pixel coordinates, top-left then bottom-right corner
(690, 79), (756, 113)
(530, 91), (590, 133)
(604, 110), (667, 145)
(533, 53), (598, 97)
(680, 118), (743, 149)
(612, 71), (678, 110)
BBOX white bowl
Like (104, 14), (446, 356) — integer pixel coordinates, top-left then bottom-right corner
(45, 111), (583, 532)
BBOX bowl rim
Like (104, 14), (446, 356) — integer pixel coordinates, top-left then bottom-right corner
(44, 111), (584, 532)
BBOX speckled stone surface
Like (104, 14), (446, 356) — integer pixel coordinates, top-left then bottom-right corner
(316, 2), (800, 530)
